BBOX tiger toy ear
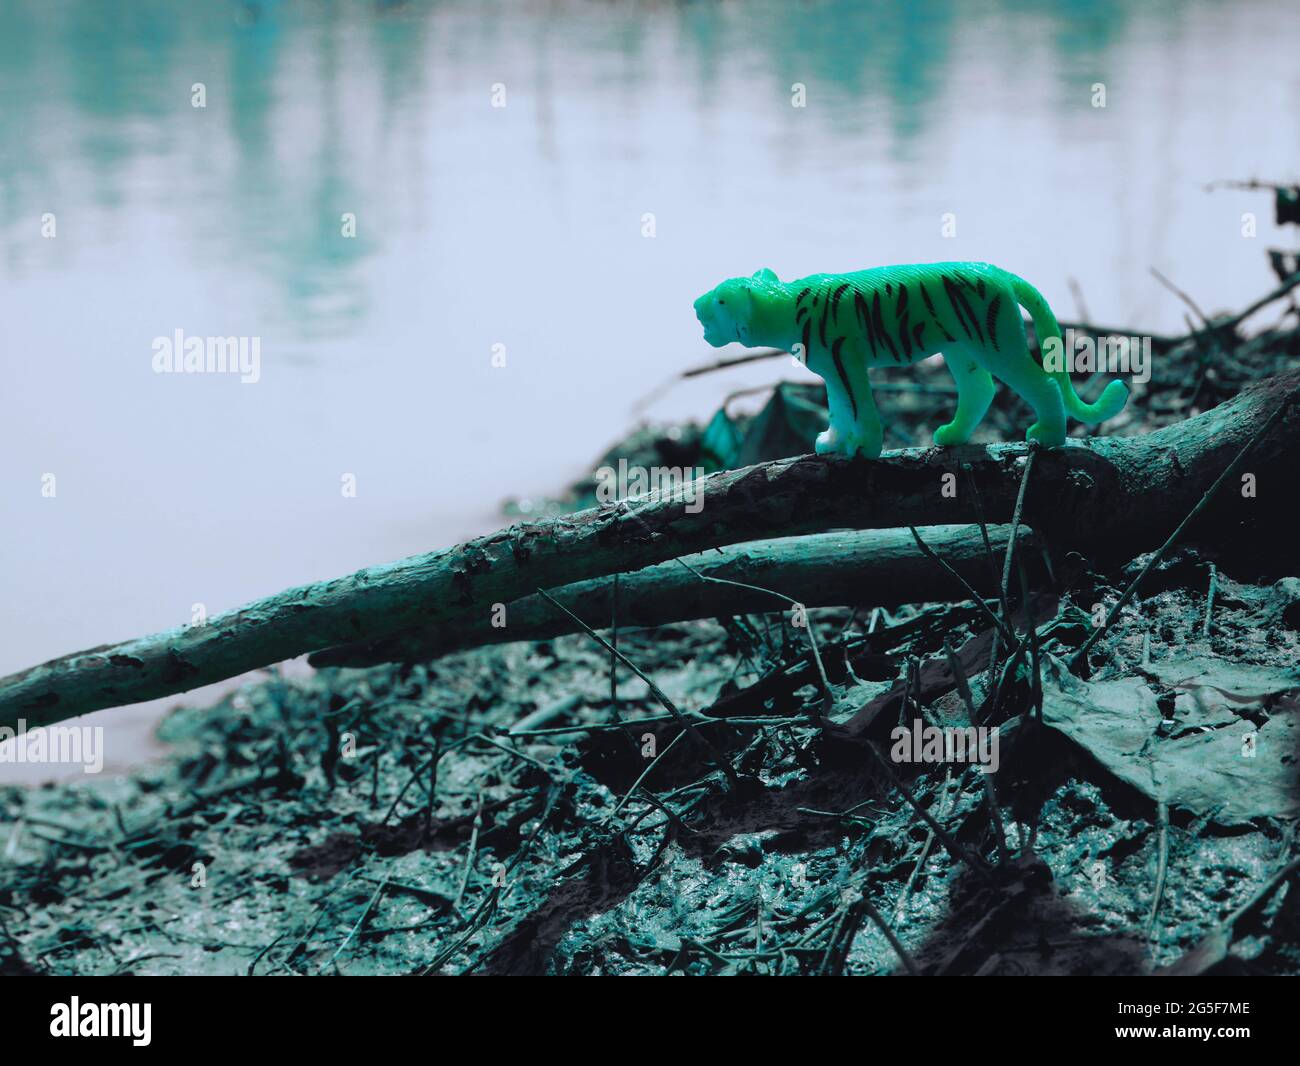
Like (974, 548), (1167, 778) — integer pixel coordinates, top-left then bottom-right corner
(752, 267), (779, 284)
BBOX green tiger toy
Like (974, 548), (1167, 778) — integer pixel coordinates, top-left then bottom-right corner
(693, 262), (1128, 459)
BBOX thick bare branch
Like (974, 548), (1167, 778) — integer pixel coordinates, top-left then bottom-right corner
(311, 524), (1043, 668)
(2, 368), (1296, 731)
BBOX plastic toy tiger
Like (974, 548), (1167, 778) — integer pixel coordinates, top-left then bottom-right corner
(693, 262), (1128, 459)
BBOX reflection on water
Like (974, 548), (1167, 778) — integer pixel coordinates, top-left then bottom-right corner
(0, 0), (1295, 751)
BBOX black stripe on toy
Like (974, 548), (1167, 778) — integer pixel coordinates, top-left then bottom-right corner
(831, 336), (857, 419)
(942, 275), (972, 338)
(871, 290), (899, 361)
(942, 275), (983, 343)
(895, 284), (912, 359)
(984, 295), (1002, 351)
(855, 292), (878, 361)
(831, 283), (849, 322)
(919, 282), (955, 342)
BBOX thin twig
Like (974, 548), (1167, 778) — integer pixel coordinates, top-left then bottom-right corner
(324, 872), (389, 971)
(681, 347), (786, 378)
(962, 465), (1015, 627)
(997, 444), (1037, 630)
(1203, 563), (1217, 638)
(673, 557), (835, 715)
(607, 728), (687, 820)
(1147, 800), (1169, 945)
(859, 894), (921, 976)
(862, 741), (993, 882)
(452, 794), (484, 912)
(1068, 276), (1091, 324)
(1150, 267), (1214, 332)
(1218, 269), (1300, 334)
(894, 761), (954, 921)
(943, 639), (1009, 865)
(907, 526), (1013, 644)
(536, 587), (741, 787)
(610, 572), (620, 721)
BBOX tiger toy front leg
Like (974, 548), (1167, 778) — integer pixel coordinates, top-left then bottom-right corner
(813, 345), (882, 459)
(813, 367), (857, 456)
(845, 360), (883, 459)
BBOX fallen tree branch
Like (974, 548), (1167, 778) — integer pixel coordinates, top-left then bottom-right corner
(1215, 268), (1300, 335)
(2, 369), (1297, 731)
(311, 525), (1044, 668)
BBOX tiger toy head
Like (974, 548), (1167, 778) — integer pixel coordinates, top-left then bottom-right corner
(694, 268), (790, 348)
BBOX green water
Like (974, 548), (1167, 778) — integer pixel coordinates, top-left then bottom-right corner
(0, 0), (1295, 739)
